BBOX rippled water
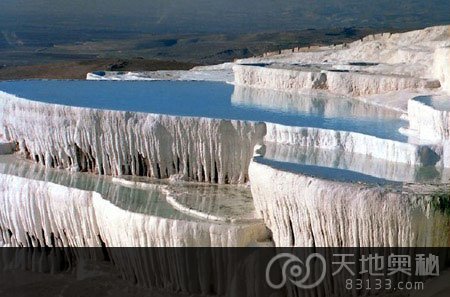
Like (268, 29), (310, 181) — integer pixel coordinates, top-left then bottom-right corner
(0, 80), (407, 141)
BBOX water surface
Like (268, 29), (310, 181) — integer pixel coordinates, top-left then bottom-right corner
(0, 80), (407, 141)
(257, 144), (450, 185)
(0, 155), (257, 222)
(415, 95), (450, 111)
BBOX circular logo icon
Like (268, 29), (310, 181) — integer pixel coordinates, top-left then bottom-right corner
(266, 253), (327, 289)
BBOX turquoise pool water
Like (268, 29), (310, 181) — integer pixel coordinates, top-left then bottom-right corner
(0, 80), (407, 141)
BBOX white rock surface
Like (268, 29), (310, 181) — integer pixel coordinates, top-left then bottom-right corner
(94, 196), (268, 247)
(264, 123), (444, 167)
(249, 159), (450, 247)
(0, 91), (265, 184)
(407, 95), (450, 168)
(2, 25), (450, 253)
(2, 86), (448, 192)
(432, 47), (450, 93)
(0, 173), (269, 247)
(0, 167), (271, 295)
(235, 26), (449, 96)
(232, 25), (450, 165)
(233, 64), (440, 97)
(263, 143), (450, 183)
(0, 173), (102, 247)
(408, 95), (450, 141)
(163, 183), (260, 223)
(87, 63), (234, 83)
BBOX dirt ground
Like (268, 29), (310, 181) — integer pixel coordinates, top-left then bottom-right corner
(0, 58), (196, 80)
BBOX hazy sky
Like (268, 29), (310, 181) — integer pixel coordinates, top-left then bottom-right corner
(1, 0), (449, 33)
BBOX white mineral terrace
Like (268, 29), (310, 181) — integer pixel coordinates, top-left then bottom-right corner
(234, 26), (449, 94)
(0, 25), (449, 249)
(0, 155), (269, 247)
(260, 143), (450, 184)
(230, 25), (450, 247)
(86, 63), (235, 83)
(249, 158), (450, 247)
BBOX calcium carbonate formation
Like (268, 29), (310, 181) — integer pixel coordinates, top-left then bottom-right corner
(0, 26), (449, 256)
(0, 91), (266, 184)
(249, 159), (450, 247)
(233, 25), (450, 248)
(0, 172), (269, 247)
(234, 26), (449, 95)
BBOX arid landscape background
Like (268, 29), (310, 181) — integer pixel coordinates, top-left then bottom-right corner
(1, 0), (449, 79)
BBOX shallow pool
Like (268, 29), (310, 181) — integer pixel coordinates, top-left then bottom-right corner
(0, 155), (185, 219)
(257, 143), (450, 185)
(415, 95), (450, 111)
(0, 80), (407, 141)
(0, 155), (257, 222)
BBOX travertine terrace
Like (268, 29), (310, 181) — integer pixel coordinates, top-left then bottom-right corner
(0, 25), (449, 251)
